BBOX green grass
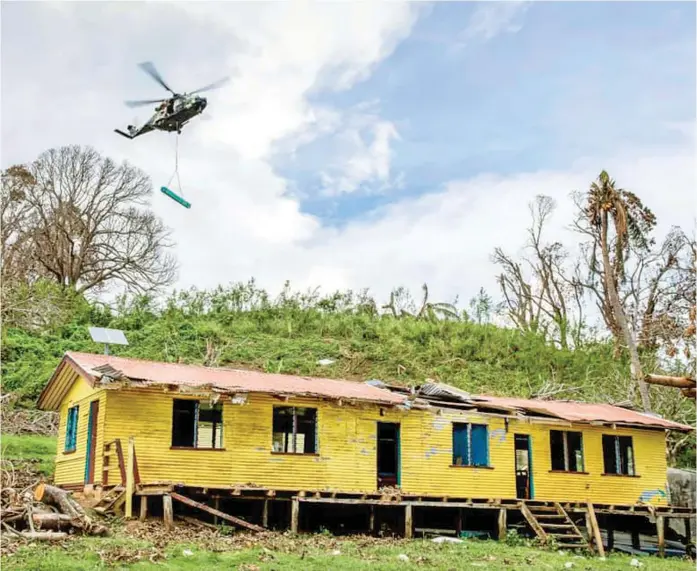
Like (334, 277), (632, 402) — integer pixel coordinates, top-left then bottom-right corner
(1, 433), (57, 476)
(4, 533), (695, 570)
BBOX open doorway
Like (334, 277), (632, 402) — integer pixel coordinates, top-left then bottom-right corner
(377, 422), (400, 489)
(514, 434), (533, 500)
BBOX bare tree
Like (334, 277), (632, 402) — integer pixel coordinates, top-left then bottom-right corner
(492, 195), (585, 348)
(5, 145), (178, 295)
(575, 171), (657, 411)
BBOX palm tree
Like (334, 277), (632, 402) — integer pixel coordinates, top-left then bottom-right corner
(586, 171), (657, 411)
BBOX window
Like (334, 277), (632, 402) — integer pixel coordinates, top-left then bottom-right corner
(452, 423), (489, 467)
(171, 399), (223, 449)
(549, 430), (584, 472)
(64, 405), (79, 452)
(272, 407), (317, 454)
(602, 435), (635, 476)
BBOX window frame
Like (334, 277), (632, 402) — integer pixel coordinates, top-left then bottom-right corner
(64, 405), (79, 453)
(602, 434), (637, 477)
(549, 429), (586, 473)
(451, 422), (491, 468)
(271, 406), (318, 455)
(170, 398), (225, 450)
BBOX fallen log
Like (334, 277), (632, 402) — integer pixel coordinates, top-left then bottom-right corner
(31, 512), (75, 531)
(19, 531), (67, 541)
(34, 483), (109, 536)
(169, 491), (265, 532)
(681, 388), (696, 399)
(645, 374), (696, 389)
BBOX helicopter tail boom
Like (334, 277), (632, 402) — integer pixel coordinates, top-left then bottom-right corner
(114, 128), (135, 139)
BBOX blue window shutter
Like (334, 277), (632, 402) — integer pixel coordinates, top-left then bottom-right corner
(471, 424), (489, 466)
(453, 424), (469, 465)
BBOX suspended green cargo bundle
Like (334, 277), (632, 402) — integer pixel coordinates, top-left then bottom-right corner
(162, 134), (191, 208)
(160, 186), (191, 209)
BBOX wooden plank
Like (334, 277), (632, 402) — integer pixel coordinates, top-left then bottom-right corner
(163, 494), (173, 531)
(586, 502), (605, 557)
(657, 515), (665, 558)
(262, 499), (269, 528)
(520, 503), (547, 542)
(125, 437), (135, 518)
(114, 439), (127, 485)
(498, 508), (507, 540)
(170, 492), (265, 532)
(291, 498), (299, 533)
(139, 496), (148, 522)
(405, 504), (413, 539)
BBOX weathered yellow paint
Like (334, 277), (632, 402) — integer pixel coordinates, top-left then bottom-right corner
(54, 373), (106, 486)
(79, 384), (670, 506)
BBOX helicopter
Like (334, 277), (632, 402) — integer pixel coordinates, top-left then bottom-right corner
(114, 61), (229, 140)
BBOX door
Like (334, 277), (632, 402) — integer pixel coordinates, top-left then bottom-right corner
(514, 434), (533, 499)
(84, 400), (100, 485)
(377, 422), (400, 489)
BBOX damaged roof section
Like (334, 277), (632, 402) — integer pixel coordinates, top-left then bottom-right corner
(46, 352), (406, 408)
(385, 382), (694, 433)
(39, 352), (694, 433)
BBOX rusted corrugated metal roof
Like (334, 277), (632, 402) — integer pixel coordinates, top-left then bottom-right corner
(64, 352), (405, 406)
(469, 394), (694, 432)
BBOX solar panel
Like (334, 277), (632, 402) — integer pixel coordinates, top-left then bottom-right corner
(88, 327), (129, 346)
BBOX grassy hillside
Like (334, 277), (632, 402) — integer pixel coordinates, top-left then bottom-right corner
(1, 282), (693, 464)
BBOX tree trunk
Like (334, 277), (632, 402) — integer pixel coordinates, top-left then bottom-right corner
(34, 483), (108, 536)
(600, 214), (651, 412)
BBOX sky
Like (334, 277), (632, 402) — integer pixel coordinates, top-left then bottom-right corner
(1, 1), (695, 310)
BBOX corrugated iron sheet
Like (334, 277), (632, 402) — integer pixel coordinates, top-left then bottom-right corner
(469, 395), (694, 432)
(65, 352), (405, 406)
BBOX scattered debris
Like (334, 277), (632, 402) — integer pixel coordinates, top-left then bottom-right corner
(629, 558), (643, 567)
(0, 394), (58, 436)
(397, 553), (409, 561)
(431, 536), (463, 544)
(317, 359), (335, 366)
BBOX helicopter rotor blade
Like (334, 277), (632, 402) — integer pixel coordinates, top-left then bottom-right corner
(137, 61), (177, 94)
(124, 98), (167, 108)
(188, 76), (230, 95)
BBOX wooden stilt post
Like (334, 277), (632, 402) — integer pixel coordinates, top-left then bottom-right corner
(498, 508), (507, 540)
(684, 517), (692, 546)
(657, 516), (666, 558)
(139, 496), (148, 522)
(262, 499), (269, 529)
(369, 505), (375, 535)
(456, 508), (463, 537)
(607, 523), (615, 551)
(586, 503), (605, 557)
(213, 498), (219, 526)
(125, 437), (135, 518)
(163, 494), (173, 531)
(404, 504), (413, 539)
(631, 529), (641, 550)
(291, 497), (299, 534)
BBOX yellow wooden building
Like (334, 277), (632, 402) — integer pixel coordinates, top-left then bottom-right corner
(38, 351), (692, 511)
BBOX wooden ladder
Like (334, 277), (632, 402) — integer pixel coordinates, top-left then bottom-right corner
(520, 502), (592, 550)
(102, 438), (140, 487)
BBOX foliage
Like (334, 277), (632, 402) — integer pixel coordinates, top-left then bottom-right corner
(4, 532), (696, 570)
(0, 146), (177, 296)
(1, 434), (56, 477)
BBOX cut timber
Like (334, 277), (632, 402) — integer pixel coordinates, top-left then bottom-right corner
(34, 483), (108, 536)
(170, 492), (264, 532)
(586, 502), (605, 557)
(163, 495), (174, 531)
(20, 531), (68, 541)
(645, 374), (695, 389)
(31, 513), (74, 531)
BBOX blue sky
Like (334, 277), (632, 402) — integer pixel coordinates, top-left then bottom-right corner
(276, 1), (695, 224)
(2, 1), (695, 307)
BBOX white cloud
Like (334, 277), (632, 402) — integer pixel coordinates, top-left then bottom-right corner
(459, 1), (531, 44)
(1, 1), (694, 319)
(319, 104), (402, 196)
